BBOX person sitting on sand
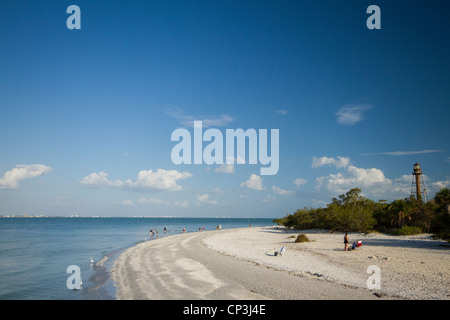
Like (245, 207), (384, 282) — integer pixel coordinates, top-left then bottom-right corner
(344, 233), (349, 251)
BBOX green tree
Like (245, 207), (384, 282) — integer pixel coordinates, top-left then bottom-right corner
(433, 188), (450, 241)
(274, 187), (449, 240)
(326, 188), (376, 232)
(434, 188), (450, 214)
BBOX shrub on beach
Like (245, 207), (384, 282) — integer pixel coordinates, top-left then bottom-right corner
(393, 225), (422, 236)
(295, 234), (310, 243)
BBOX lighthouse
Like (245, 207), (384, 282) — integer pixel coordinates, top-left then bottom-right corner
(412, 162), (427, 202)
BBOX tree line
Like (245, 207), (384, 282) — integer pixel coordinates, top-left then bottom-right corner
(274, 187), (450, 241)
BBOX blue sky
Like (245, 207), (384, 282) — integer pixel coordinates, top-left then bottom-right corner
(1, 0), (449, 217)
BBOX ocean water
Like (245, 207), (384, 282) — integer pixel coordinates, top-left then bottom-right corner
(0, 217), (274, 300)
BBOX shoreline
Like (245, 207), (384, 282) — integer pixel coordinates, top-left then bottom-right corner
(112, 226), (450, 300)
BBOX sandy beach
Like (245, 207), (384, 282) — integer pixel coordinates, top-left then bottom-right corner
(113, 226), (450, 300)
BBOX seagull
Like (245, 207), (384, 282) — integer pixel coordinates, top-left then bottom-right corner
(90, 257), (94, 264)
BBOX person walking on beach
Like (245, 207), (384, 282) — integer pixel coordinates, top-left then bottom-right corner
(344, 233), (349, 251)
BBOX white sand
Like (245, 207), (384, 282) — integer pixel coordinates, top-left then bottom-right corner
(113, 226), (450, 300)
(203, 227), (450, 300)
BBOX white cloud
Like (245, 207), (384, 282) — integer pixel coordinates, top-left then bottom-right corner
(313, 156), (450, 201)
(80, 169), (192, 192)
(272, 186), (294, 196)
(166, 107), (234, 127)
(293, 178), (307, 188)
(124, 169), (192, 192)
(313, 159), (418, 200)
(173, 200), (190, 207)
(312, 156), (350, 169)
(262, 194), (276, 202)
(390, 175), (412, 195)
(240, 174), (265, 191)
(138, 197), (168, 205)
(431, 179), (450, 191)
(0, 164), (52, 189)
(276, 109), (288, 115)
(214, 164), (235, 174)
(336, 104), (372, 125)
(312, 199), (328, 207)
(346, 166), (390, 187)
(313, 156), (392, 198)
(119, 199), (135, 206)
(197, 194), (210, 202)
(315, 165), (391, 197)
(312, 156), (335, 168)
(196, 193), (218, 205)
(202, 115), (235, 128)
(363, 150), (444, 156)
(79, 171), (123, 189)
(138, 197), (190, 207)
(391, 175), (449, 200)
(312, 156), (334, 168)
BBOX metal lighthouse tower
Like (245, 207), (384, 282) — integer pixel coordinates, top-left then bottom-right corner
(411, 162), (427, 203)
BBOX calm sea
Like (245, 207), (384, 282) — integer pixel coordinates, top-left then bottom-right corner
(0, 217), (274, 300)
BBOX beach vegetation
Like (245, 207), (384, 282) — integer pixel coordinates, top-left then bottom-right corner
(393, 225), (422, 236)
(434, 188), (450, 241)
(295, 234), (310, 243)
(274, 187), (450, 241)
